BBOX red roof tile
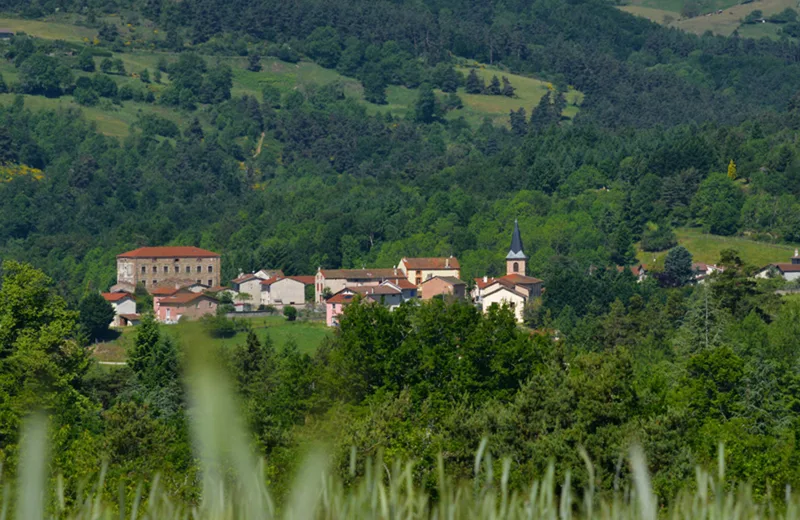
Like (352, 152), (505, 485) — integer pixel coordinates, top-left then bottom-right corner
(774, 263), (800, 273)
(117, 246), (219, 259)
(101, 292), (133, 302)
(119, 313), (141, 320)
(150, 286), (181, 296)
(326, 292), (357, 304)
(420, 276), (465, 286)
(232, 273), (260, 283)
(161, 293), (217, 305)
(319, 268), (404, 280)
(401, 257), (460, 270)
(290, 275), (316, 285)
(393, 279), (418, 290)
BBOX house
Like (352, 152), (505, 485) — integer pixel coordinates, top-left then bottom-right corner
(692, 262), (723, 284)
(324, 281), (407, 326)
(475, 220), (544, 323)
(755, 250), (800, 281)
(231, 273), (263, 308)
(101, 292), (137, 327)
(255, 269), (284, 280)
(156, 292), (218, 323)
(616, 264), (648, 283)
(420, 276), (466, 300)
(0, 29), (15, 40)
(315, 268), (406, 303)
(260, 276), (308, 306)
(116, 246), (221, 290)
(398, 257), (460, 286)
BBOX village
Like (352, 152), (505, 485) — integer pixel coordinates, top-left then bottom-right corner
(100, 220), (800, 329)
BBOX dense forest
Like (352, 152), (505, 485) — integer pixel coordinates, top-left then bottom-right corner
(2, 0), (800, 512)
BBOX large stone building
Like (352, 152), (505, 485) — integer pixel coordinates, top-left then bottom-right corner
(398, 257), (460, 286)
(115, 246), (221, 292)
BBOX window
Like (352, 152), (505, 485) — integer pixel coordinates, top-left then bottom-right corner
(141, 266), (146, 274)
(142, 280), (146, 286)
(196, 279), (201, 284)
(208, 279), (212, 286)
(152, 266), (157, 273)
(163, 266), (169, 273)
(174, 266), (179, 273)
(513, 262), (519, 273)
(185, 266), (191, 273)
(153, 279), (157, 285)
(196, 266), (201, 273)
(208, 265), (213, 273)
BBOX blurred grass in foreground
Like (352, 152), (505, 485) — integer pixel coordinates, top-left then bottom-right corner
(6, 356), (794, 520)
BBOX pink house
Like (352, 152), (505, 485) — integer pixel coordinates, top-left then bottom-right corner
(325, 289), (357, 327)
(156, 292), (218, 323)
(324, 282), (408, 327)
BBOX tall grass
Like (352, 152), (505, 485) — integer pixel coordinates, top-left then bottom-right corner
(7, 357), (796, 519)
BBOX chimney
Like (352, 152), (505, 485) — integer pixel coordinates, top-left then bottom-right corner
(795, 249), (799, 257)
(483, 275), (488, 283)
(445, 257), (450, 268)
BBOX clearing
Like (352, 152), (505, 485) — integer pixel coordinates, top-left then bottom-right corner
(637, 227), (799, 268)
(618, 0), (799, 36)
(91, 315), (332, 363)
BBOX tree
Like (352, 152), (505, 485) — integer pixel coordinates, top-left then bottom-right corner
(0, 261), (92, 450)
(305, 27), (342, 69)
(129, 314), (161, 377)
(431, 63), (461, 93)
(283, 305), (298, 321)
(18, 53), (73, 96)
(501, 76), (515, 97)
(465, 69), (484, 94)
(663, 245), (694, 287)
(727, 159), (737, 180)
(610, 222), (636, 265)
(362, 72), (387, 105)
(100, 58), (114, 74)
(140, 68), (150, 83)
(113, 59), (126, 75)
(485, 75), (502, 95)
(78, 292), (116, 341)
(77, 49), (95, 72)
(413, 84), (439, 124)
(247, 54), (262, 72)
(262, 84), (281, 108)
(509, 108), (527, 136)
(529, 92), (559, 132)
(153, 69), (162, 84)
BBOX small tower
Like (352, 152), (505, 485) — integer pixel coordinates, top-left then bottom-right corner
(506, 219), (528, 276)
(793, 249), (800, 265)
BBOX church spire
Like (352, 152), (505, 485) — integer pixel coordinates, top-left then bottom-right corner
(506, 220), (528, 276)
(506, 219), (527, 260)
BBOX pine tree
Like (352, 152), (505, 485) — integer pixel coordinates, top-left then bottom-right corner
(501, 76), (515, 97)
(485, 75), (502, 95)
(247, 54), (262, 72)
(129, 313), (160, 378)
(414, 84), (438, 124)
(465, 69), (484, 94)
(727, 159), (737, 180)
(78, 292), (116, 342)
(529, 92), (557, 132)
(509, 107), (527, 136)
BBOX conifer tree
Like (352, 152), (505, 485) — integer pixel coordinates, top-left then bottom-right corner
(509, 107), (527, 136)
(485, 75), (502, 95)
(465, 69), (484, 94)
(501, 76), (515, 97)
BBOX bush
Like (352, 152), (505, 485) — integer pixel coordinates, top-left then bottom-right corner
(201, 313), (236, 338)
(641, 222), (678, 252)
(283, 305), (297, 321)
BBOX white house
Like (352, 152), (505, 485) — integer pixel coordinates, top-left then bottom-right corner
(260, 276), (307, 306)
(101, 292), (138, 327)
(755, 250), (800, 282)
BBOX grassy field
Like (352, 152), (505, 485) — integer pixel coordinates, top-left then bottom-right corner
(735, 20), (786, 39)
(620, 0), (799, 36)
(0, 16), (96, 42)
(637, 227), (799, 268)
(92, 315), (332, 363)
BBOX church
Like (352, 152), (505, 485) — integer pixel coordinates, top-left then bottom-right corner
(473, 220), (543, 323)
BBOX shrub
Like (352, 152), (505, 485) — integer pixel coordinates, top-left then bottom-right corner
(283, 305), (297, 321)
(201, 313), (236, 338)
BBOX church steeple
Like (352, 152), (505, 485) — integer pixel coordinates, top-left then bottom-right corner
(506, 220), (527, 275)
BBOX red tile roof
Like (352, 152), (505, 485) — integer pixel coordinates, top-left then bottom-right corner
(160, 293), (217, 305)
(232, 273), (260, 283)
(119, 313), (141, 321)
(773, 263), (800, 273)
(290, 275), (316, 285)
(475, 274), (542, 290)
(326, 292), (357, 304)
(117, 246), (219, 259)
(352, 285), (401, 296)
(101, 292), (133, 302)
(392, 279), (418, 290)
(150, 286), (181, 296)
(319, 268), (404, 280)
(401, 257), (460, 270)
(421, 276), (465, 286)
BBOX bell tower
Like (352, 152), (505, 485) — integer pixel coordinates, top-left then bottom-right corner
(506, 219), (528, 276)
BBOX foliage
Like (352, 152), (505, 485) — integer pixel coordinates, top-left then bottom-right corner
(283, 305), (297, 322)
(78, 292), (115, 342)
(663, 245), (694, 287)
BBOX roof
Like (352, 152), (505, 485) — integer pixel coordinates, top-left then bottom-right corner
(117, 246), (219, 259)
(393, 279), (418, 290)
(119, 313), (141, 321)
(206, 285), (231, 293)
(772, 263), (800, 273)
(233, 273), (260, 283)
(352, 285), (402, 296)
(421, 276), (465, 286)
(150, 286), (180, 296)
(290, 275), (316, 285)
(616, 265), (647, 276)
(101, 292), (133, 302)
(160, 292), (217, 305)
(482, 284), (527, 299)
(318, 268), (404, 281)
(401, 257), (460, 270)
(501, 273), (543, 285)
(506, 220), (528, 260)
(326, 291), (357, 304)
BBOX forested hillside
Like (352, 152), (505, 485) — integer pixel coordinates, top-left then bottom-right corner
(3, 0), (800, 513)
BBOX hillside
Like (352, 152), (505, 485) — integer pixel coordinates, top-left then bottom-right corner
(619, 0), (799, 36)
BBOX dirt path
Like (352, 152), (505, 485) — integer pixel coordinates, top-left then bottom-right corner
(253, 132), (265, 158)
